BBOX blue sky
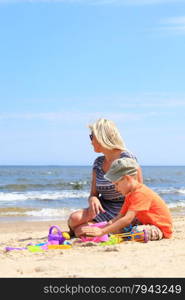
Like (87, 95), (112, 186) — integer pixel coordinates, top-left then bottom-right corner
(0, 0), (185, 166)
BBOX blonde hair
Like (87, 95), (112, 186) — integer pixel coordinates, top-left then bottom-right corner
(89, 118), (126, 151)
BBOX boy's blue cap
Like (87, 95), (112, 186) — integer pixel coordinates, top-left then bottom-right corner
(104, 158), (138, 183)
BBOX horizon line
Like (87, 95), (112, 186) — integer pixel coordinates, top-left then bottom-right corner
(0, 164), (185, 167)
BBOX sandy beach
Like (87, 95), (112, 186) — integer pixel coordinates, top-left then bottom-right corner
(0, 215), (184, 278)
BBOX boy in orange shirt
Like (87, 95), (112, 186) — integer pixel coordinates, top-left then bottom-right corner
(81, 158), (173, 241)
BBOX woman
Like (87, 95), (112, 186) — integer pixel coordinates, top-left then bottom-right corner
(68, 118), (143, 237)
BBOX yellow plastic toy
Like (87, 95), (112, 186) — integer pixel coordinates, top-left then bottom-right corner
(62, 232), (70, 240)
(112, 229), (148, 243)
(48, 244), (72, 250)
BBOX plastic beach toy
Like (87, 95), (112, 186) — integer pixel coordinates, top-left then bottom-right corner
(27, 245), (44, 252)
(80, 221), (109, 243)
(5, 246), (27, 251)
(5, 225), (72, 252)
(48, 244), (72, 250)
(112, 229), (149, 243)
(5, 242), (33, 252)
(100, 229), (148, 246)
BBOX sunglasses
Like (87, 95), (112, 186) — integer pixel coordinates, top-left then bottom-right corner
(89, 133), (93, 141)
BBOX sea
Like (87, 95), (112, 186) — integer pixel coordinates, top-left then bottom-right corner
(0, 165), (185, 222)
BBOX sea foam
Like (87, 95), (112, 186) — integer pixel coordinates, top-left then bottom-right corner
(0, 190), (89, 202)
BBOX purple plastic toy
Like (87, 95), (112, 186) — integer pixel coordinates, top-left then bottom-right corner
(5, 226), (67, 252)
(5, 242), (33, 252)
(5, 246), (27, 251)
(80, 221), (109, 243)
(48, 225), (65, 245)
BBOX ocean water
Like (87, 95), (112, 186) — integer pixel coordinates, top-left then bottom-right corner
(0, 165), (185, 222)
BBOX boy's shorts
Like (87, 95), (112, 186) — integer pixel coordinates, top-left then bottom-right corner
(132, 224), (163, 241)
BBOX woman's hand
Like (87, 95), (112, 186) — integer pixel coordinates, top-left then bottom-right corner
(89, 196), (105, 216)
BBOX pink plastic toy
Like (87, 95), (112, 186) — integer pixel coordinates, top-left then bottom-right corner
(80, 221), (108, 243)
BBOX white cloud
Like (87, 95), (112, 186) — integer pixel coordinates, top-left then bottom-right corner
(0, 0), (184, 5)
(0, 107), (176, 124)
(163, 16), (185, 24)
(0, 93), (184, 126)
(159, 16), (185, 34)
(1, 93), (185, 123)
(0, 110), (158, 126)
(102, 93), (185, 109)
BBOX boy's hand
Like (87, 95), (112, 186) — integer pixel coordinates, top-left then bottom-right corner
(80, 226), (103, 237)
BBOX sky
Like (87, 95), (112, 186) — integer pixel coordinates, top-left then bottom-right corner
(0, 0), (185, 166)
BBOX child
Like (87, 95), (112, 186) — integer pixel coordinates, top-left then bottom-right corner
(80, 158), (173, 241)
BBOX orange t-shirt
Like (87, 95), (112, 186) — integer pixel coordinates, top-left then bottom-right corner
(120, 184), (173, 238)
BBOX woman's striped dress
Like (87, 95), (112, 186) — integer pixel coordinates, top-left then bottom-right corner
(93, 151), (138, 223)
